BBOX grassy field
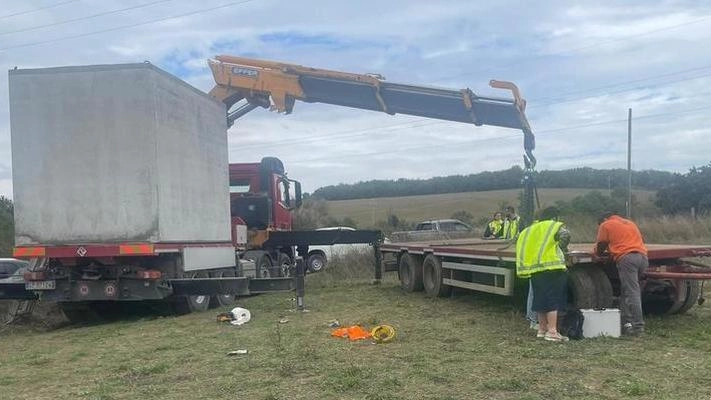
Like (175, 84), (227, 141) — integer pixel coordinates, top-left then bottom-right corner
(326, 188), (655, 228)
(1, 253), (710, 400)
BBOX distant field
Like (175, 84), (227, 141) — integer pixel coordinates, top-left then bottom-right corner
(326, 188), (655, 228)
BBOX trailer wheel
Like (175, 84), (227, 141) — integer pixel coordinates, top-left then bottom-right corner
(398, 253), (423, 292)
(568, 267), (611, 309)
(587, 267), (613, 308)
(674, 280), (701, 314)
(209, 269), (236, 308)
(422, 254), (451, 297)
(645, 279), (701, 315)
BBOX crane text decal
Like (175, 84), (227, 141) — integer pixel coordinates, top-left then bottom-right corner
(232, 67), (259, 78)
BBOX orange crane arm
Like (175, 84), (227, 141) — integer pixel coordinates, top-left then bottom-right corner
(207, 54), (534, 166)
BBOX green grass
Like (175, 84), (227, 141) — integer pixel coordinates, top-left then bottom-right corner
(1, 254), (710, 399)
(326, 188), (655, 228)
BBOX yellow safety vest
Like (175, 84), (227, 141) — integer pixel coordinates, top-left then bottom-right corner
(515, 220), (567, 278)
(488, 220), (503, 237)
(503, 216), (520, 240)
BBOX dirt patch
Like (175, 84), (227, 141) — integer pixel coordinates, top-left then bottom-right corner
(0, 300), (67, 334)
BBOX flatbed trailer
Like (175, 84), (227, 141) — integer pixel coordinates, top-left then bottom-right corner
(380, 239), (711, 315)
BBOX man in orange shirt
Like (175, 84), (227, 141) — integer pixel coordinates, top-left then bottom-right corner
(595, 212), (648, 336)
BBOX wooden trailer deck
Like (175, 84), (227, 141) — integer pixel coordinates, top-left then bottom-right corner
(381, 238), (711, 264)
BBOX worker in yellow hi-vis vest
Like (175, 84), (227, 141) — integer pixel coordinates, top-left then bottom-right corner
(483, 211), (504, 239)
(516, 206), (570, 342)
(503, 206), (521, 240)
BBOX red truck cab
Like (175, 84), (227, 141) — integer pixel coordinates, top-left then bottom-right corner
(228, 157), (302, 248)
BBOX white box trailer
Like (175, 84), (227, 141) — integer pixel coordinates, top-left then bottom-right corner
(5, 63), (304, 318)
(9, 63), (231, 245)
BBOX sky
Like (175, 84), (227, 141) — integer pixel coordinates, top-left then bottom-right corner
(1, 0), (710, 196)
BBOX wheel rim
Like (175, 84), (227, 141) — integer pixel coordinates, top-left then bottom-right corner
(311, 258), (324, 271)
(258, 261), (272, 278)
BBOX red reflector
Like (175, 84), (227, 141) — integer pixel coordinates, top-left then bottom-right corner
(13, 247), (46, 258)
(119, 244), (154, 255)
(137, 270), (162, 280)
(23, 271), (46, 281)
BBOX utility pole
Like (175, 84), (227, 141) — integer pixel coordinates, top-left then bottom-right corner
(626, 108), (632, 218)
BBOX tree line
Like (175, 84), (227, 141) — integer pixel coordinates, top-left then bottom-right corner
(311, 167), (677, 201)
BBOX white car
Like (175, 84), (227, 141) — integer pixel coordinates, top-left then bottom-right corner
(0, 258), (29, 280)
(306, 227), (388, 272)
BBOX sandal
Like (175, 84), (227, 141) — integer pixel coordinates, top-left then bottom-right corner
(544, 332), (569, 342)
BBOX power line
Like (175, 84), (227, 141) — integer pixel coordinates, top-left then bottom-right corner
(547, 15), (711, 57)
(233, 64), (711, 151)
(288, 105), (711, 165)
(0, 0), (78, 20)
(0, 0), (174, 37)
(235, 120), (442, 150)
(0, 0), (257, 52)
(529, 70), (711, 109)
(428, 14), (711, 84)
(529, 63), (711, 105)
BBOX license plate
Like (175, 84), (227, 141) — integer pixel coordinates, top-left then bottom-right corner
(26, 280), (56, 290)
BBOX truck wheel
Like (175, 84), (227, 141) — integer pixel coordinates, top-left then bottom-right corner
(209, 269), (236, 308)
(278, 253), (292, 277)
(422, 254), (451, 297)
(398, 253), (423, 292)
(256, 254), (273, 278)
(173, 272), (210, 314)
(307, 252), (327, 273)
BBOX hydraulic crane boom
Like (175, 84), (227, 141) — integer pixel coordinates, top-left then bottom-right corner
(208, 55), (533, 154)
(207, 55), (538, 225)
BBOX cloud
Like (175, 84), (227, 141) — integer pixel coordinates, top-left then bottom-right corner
(0, 0), (710, 198)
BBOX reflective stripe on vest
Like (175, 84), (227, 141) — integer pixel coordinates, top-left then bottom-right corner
(515, 220), (566, 278)
(503, 216), (520, 240)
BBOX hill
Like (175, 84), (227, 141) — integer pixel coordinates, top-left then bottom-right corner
(312, 167), (675, 201)
(325, 188), (656, 228)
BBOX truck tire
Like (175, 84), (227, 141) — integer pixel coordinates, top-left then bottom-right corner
(277, 253), (292, 277)
(209, 269), (236, 308)
(256, 254), (273, 278)
(307, 252), (327, 273)
(173, 271), (211, 315)
(422, 254), (451, 298)
(398, 253), (423, 292)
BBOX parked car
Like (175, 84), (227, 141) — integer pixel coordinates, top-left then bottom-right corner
(306, 227), (387, 272)
(391, 219), (473, 242)
(0, 258), (29, 280)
